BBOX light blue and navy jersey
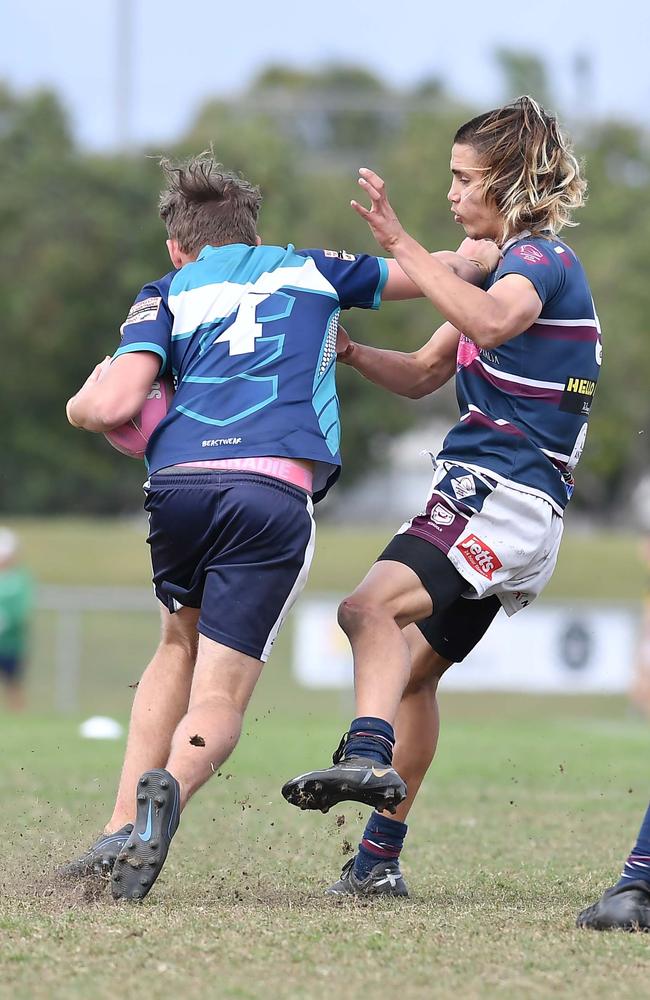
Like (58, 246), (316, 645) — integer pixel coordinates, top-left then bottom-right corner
(115, 243), (388, 501)
(439, 235), (602, 513)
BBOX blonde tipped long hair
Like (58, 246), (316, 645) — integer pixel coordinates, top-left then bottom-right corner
(454, 96), (587, 244)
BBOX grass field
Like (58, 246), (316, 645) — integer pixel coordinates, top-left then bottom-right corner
(2, 698), (650, 999)
(1, 520), (650, 997)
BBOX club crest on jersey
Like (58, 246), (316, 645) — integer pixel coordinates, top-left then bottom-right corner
(458, 534), (502, 579)
(450, 474), (476, 500)
(430, 503), (455, 527)
(560, 376), (596, 415)
(513, 244), (549, 266)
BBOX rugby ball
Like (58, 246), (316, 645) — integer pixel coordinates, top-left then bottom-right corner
(104, 375), (174, 459)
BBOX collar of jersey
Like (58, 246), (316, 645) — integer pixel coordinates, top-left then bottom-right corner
(197, 243), (259, 261)
(501, 228), (556, 254)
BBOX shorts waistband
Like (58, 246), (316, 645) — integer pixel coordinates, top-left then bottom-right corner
(157, 457), (313, 493)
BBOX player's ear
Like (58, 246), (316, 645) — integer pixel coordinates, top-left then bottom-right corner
(166, 238), (185, 269)
(255, 234), (262, 246)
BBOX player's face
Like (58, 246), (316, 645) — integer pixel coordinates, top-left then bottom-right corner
(448, 144), (502, 242)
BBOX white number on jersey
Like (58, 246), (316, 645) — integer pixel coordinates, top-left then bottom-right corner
(213, 293), (271, 356)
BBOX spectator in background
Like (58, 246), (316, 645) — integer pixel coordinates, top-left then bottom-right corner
(0, 528), (33, 712)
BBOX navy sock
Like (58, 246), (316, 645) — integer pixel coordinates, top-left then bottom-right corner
(353, 811), (408, 880)
(616, 799), (650, 888)
(341, 717), (395, 765)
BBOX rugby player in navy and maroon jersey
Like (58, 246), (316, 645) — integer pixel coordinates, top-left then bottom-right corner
(61, 155), (498, 901)
(282, 97), (607, 902)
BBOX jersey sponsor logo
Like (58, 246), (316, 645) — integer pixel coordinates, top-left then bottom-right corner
(560, 376), (596, 415)
(430, 502), (455, 527)
(323, 249), (357, 261)
(512, 244), (550, 266)
(595, 339), (603, 366)
(122, 296), (162, 331)
(451, 474), (476, 500)
(458, 534), (502, 579)
(202, 437), (243, 446)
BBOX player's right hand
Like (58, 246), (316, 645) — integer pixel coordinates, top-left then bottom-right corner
(336, 323), (354, 363)
(351, 168), (406, 252)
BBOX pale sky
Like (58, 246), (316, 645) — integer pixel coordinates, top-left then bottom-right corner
(3, 0), (648, 150)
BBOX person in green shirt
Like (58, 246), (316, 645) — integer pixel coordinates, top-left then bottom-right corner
(0, 529), (33, 712)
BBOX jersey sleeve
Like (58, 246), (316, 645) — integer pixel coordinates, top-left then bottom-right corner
(494, 240), (565, 306)
(297, 249), (389, 310)
(113, 274), (174, 375)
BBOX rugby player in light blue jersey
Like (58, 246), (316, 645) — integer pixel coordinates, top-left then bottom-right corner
(61, 154), (498, 900)
(282, 98), (605, 902)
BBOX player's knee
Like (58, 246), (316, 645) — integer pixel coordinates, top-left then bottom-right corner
(337, 593), (376, 636)
(338, 589), (399, 636)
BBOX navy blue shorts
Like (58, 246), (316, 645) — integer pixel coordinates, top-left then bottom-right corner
(0, 653), (22, 680)
(144, 471), (315, 661)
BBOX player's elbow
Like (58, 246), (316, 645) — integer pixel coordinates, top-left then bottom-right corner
(92, 395), (140, 432)
(466, 321), (503, 351)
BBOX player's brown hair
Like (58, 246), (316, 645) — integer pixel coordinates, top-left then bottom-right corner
(454, 96), (587, 243)
(159, 154), (262, 254)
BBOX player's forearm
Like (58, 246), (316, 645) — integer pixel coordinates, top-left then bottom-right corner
(383, 253), (484, 300)
(340, 341), (449, 399)
(390, 235), (505, 346)
(432, 250), (487, 286)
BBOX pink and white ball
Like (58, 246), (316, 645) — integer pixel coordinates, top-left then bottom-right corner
(104, 375), (174, 459)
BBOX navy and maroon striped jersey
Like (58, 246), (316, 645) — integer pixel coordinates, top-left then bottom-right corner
(439, 234), (601, 512)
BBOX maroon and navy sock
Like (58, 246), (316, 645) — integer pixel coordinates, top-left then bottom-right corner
(353, 811), (407, 880)
(342, 716), (395, 766)
(615, 800), (650, 888)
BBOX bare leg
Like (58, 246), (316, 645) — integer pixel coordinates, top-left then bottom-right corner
(165, 634), (263, 808)
(105, 605), (199, 832)
(337, 561), (433, 724)
(388, 624), (452, 823)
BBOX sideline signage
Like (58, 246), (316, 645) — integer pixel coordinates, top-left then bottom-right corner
(293, 598), (639, 693)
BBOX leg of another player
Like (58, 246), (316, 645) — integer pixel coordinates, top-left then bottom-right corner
(282, 565), (435, 815)
(331, 627), (452, 892)
(106, 605), (199, 833)
(165, 633), (263, 807)
(390, 626), (451, 821)
(338, 561), (434, 725)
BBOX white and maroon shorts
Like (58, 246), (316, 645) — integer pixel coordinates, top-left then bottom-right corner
(398, 462), (564, 615)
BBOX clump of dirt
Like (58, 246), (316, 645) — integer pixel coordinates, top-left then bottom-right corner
(189, 734), (206, 747)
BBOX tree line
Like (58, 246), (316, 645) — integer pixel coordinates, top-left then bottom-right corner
(1, 58), (648, 515)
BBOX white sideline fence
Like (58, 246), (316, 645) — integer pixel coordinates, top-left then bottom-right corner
(37, 586), (644, 711)
(38, 585), (157, 713)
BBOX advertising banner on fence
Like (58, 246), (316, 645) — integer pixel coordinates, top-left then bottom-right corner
(293, 599), (639, 693)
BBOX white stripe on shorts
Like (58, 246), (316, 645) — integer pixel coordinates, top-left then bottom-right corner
(260, 494), (316, 662)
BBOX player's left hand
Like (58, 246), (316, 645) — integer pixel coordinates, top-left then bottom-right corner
(351, 168), (405, 252)
(66, 357), (112, 426)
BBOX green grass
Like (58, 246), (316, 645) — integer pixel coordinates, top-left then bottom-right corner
(1, 518), (649, 996)
(2, 698), (650, 999)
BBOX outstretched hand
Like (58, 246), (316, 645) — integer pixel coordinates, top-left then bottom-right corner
(351, 168), (405, 252)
